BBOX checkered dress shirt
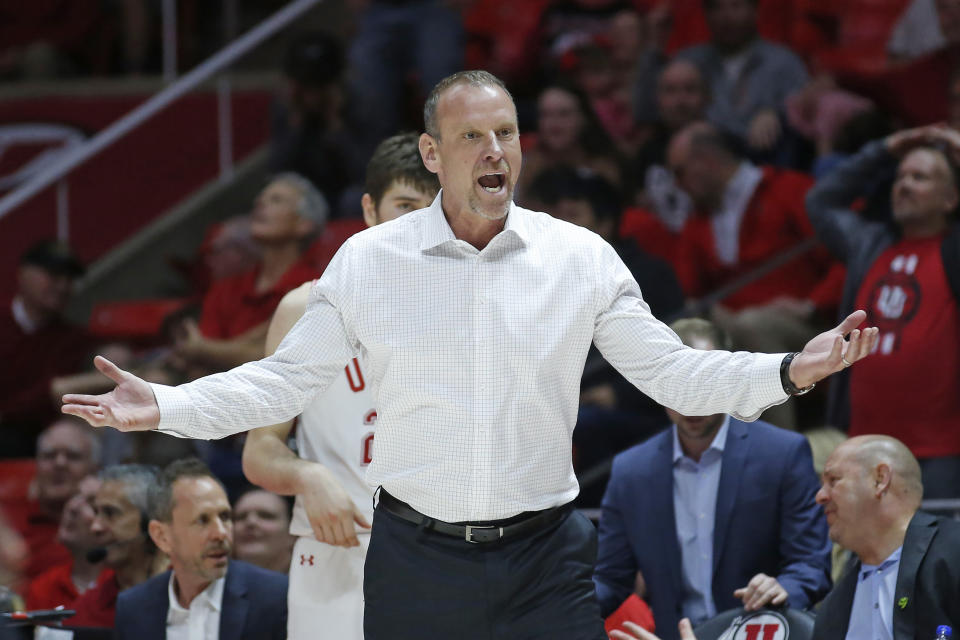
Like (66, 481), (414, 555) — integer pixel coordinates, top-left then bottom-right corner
(153, 193), (787, 522)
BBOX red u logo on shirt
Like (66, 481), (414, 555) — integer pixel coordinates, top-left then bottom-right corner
(864, 254), (922, 355)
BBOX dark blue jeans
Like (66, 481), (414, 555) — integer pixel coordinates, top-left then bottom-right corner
(364, 500), (607, 639)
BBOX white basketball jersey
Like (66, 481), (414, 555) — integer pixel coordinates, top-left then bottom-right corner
(290, 356), (376, 536)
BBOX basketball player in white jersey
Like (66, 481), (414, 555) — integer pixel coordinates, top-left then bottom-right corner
(241, 132), (439, 640)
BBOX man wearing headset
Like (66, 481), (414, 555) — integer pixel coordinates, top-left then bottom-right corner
(66, 464), (168, 628)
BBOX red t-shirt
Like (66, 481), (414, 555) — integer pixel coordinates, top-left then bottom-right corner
(64, 569), (118, 628)
(198, 258), (320, 339)
(850, 235), (960, 458)
(5, 499), (71, 582)
(25, 561), (106, 610)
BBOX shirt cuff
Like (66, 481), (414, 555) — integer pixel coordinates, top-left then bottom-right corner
(736, 352), (791, 422)
(150, 383), (195, 438)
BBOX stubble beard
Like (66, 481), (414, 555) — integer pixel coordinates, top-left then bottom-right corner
(468, 186), (512, 222)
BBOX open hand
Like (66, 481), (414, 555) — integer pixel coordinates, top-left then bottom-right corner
(789, 310), (878, 389)
(302, 465), (371, 548)
(61, 356), (160, 431)
(734, 573), (788, 610)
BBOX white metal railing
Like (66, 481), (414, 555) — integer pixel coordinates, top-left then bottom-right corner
(0, 0), (323, 241)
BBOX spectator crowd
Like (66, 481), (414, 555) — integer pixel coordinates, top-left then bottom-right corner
(1, 0), (959, 638)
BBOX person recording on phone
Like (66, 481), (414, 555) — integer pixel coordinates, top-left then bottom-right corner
(64, 464), (168, 628)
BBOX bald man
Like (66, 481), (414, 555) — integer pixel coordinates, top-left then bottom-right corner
(813, 435), (960, 640)
(610, 435), (960, 640)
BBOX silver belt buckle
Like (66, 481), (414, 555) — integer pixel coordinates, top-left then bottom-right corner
(464, 524), (501, 543)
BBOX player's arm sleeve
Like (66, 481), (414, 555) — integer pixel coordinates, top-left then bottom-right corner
(592, 242), (787, 422)
(594, 460), (640, 617)
(151, 242), (359, 440)
(775, 437), (833, 608)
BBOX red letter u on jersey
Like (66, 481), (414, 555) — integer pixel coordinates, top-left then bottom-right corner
(345, 358), (365, 392)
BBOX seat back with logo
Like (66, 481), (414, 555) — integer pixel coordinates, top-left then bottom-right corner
(693, 608), (816, 640)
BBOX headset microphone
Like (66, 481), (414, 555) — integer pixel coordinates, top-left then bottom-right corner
(85, 531), (149, 564)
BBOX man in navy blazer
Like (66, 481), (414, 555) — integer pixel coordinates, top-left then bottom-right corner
(113, 459), (287, 640)
(594, 319), (831, 640)
(114, 559), (287, 640)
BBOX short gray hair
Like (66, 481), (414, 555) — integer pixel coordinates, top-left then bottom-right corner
(37, 418), (103, 467)
(423, 70), (514, 139)
(271, 172), (329, 228)
(98, 464), (160, 517)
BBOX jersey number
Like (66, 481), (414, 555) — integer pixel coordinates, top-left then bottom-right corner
(361, 432), (374, 466)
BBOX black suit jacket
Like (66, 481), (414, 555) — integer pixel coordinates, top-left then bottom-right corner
(113, 560), (288, 640)
(813, 511), (960, 640)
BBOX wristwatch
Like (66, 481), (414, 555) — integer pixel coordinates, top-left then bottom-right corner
(780, 352), (815, 396)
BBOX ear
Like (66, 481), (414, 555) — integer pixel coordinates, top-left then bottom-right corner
(361, 193), (378, 228)
(874, 463), (892, 498)
(419, 133), (440, 175)
(149, 520), (172, 555)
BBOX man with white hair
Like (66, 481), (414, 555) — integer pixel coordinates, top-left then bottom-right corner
(5, 418), (101, 581)
(172, 172), (327, 373)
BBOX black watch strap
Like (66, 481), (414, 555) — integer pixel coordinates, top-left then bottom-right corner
(780, 352), (815, 396)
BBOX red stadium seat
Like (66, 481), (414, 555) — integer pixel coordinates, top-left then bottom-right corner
(0, 459), (36, 505)
(88, 298), (191, 340)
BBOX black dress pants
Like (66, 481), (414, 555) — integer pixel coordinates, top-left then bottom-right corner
(363, 500), (608, 640)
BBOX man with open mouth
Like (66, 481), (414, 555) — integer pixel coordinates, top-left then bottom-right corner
(65, 70), (879, 640)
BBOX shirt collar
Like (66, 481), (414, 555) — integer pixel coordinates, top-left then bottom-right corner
(168, 571), (226, 614)
(719, 162), (763, 217)
(419, 190), (528, 251)
(672, 415), (731, 464)
(860, 546), (903, 581)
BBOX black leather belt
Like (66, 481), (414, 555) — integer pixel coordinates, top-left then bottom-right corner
(377, 489), (572, 544)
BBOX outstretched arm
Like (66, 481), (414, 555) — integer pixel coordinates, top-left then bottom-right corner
(62, 271), (357, 439)
(242, 283), (370, 548)
(594, 242), (879, 421)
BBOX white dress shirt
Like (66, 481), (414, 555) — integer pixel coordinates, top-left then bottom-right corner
(673, 417), (729, 624)
(166, 573), (224, 640)
(710, 162), (763, 265)
(153, 193), (787, 522)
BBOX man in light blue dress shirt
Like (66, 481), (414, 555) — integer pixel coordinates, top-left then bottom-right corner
(813, 435), (960, 640)
(614, 435), (960, 640)
(596, 319), (831, 640)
